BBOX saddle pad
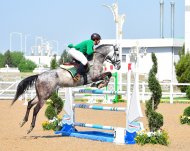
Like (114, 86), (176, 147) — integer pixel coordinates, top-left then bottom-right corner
(60, 65), (77, 77)
(60, 64), (74, 69)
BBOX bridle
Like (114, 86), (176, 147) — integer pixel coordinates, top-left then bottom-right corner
(94, 44), (120, 66)
(104, 45), (121, 67)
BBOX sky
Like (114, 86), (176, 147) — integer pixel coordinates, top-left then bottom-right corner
(0, 0), (185, 55)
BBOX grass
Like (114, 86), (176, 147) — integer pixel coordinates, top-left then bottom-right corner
(161, 97), (190, 103)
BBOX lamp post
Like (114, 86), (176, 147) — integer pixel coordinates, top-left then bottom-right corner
(10, 32), (23, 52)
(50, 40), (59, 55)
(24, 34), (31, 56)
(129, 41), (147, 104)
(170, 1), (175, 83)
(160, 0), (164, 38)
(31, 46), (37, 55)
(44, 41), (52, 56)
(35, 36), (44, 47)
(103, 1), (125, 90)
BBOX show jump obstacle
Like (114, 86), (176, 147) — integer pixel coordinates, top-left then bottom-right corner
(55, 63), (144, 144)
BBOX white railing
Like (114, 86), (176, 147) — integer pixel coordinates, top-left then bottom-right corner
(0, 81), (190, 104)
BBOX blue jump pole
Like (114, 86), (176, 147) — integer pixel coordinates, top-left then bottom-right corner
(74, 122), (114, 130)
(73, 89), (126, 95)
(73, 104), (126, 112)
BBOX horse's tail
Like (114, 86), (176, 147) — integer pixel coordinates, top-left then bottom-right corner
(11, 75), (38, 106)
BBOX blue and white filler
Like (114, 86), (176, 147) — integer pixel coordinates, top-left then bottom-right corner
(55, 66), (144, 144)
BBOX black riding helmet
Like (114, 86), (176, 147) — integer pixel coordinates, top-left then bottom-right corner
(91, 33), (101, 41)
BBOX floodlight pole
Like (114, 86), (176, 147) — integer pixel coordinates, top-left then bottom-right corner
(129, 41), (147, 103)
(103, 1), (125, 90)
(24, 34), (31, 56)
(10, 32), (23, 52)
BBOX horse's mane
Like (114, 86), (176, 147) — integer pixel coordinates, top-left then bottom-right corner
(96, 44), (114, 50)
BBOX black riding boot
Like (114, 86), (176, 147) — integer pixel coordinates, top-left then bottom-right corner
(74, 63), (89, 81)
(77, 63), (86, 75)
(77, 63), (89, 75)
(84, 62), (90, 73)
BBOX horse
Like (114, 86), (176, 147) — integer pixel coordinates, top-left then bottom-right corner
(11, 44), (121, 134)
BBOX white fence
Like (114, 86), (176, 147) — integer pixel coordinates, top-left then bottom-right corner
(0, 81), (190, 104)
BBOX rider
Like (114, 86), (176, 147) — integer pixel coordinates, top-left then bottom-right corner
(67, 33), (101, 80)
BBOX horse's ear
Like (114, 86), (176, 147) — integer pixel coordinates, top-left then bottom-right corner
(114, 44), (119, 52)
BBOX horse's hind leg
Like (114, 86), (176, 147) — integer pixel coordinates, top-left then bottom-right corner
(20, 96), (38, 127)
(27, 99), (45, 134)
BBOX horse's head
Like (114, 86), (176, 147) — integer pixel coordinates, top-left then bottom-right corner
(95, 44), (121, 70)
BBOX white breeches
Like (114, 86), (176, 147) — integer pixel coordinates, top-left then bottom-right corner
(68, 48), (88, 65)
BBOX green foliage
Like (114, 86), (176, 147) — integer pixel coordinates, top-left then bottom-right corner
(147, 110), (163, 132)
(50, 55), (58, 69)
(59, 50), (72, 64)
(183, 106), (190, 116)
(0, 50), (36, 72)
(135, 130), (169, 146)
(180, 104), (190, 125)
(45, 105), (57, 120)
(180, 115), (190, 125)
(146, 53), (163, 132)
(186, 86), (190, 99)
(0, 53), (5, 67)
(175, 46), (190, 92)
(42, 117), (62, 131)
(4, 50), (13, 67)
(18, 59), (37, 72)
(43, 91), (64, 131)
(50, 92), (64, 115)
(10, 51), (25, 67)
(178, 45), (185, 59)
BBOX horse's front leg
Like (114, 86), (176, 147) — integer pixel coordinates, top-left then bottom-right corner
(91, 72), (112, 89)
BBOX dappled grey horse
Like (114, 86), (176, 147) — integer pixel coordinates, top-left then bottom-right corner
(11, 44), (121, 134)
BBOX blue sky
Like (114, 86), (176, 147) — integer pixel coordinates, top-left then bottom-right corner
(0, 0), (184, 55)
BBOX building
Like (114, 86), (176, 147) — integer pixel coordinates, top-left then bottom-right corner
(102, 38), (184, 82)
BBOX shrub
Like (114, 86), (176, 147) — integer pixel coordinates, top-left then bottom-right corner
(18, 59), (37, 72)
(135, 130), (169, 146)
(42, 117), (62, 131)
(180, 106), (190, 125)
(45, 105), (57, 120)
(50, 93), (64, 115)
(186, 86), (190, 99)
(180, 115), (190, 125)
(146, 53), (163, 131)
(183, 106), (190, 116)
(147, 111), (163, 132)
(175, 46), (190, 92)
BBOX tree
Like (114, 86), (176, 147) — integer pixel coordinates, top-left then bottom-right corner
(175, 45), (190, 92)
(50, 54), (58, 69)
(0, 50), (36, 72)
(18, 59), (37, 72)
(145, 53), (163, 132)
(4, 50), (13, 67)
(0, 53), (4, 68)
(59, 49), (72, 64)
(10, 51), (25, 67)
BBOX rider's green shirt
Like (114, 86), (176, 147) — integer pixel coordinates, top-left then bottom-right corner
(68, 40), (94, 55)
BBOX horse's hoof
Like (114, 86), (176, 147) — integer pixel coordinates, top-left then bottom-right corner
(19, 121), (26, 127)
(97, 83), (106, 89)
(27, 127), (33, 134)
(90, 83), (97, 87)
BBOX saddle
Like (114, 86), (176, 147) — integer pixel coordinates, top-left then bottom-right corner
(60, 62), (88, 84)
